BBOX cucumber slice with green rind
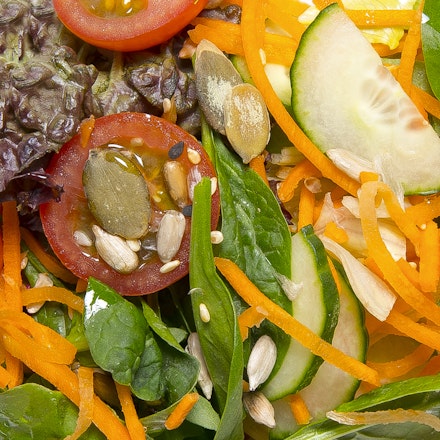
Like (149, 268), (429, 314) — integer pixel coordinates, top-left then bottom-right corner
(291, 3), (440, 195)
(261, 225), (339, 401)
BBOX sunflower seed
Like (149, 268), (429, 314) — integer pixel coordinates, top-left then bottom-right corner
(243, 391), (276, 428)
(92, 224), (139, 274)
(156, 210), (186, 263)
(247, 335), (277, 391)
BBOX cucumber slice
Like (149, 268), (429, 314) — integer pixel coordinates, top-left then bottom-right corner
(269, 261), (367, 439)
(291, 3), (440, 195)
(261, 225), (339, 401)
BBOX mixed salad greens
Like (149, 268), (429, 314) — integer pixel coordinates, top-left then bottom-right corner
(2, 0), (440, 439)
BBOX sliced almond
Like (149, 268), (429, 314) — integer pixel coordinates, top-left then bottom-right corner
(224, 83), (271, 163)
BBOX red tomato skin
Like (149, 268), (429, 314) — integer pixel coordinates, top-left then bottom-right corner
(40, 112), (220, 295)
(52, 0), (209, 52)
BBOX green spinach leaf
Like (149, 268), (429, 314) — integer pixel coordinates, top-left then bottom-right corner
(0, 383), (104, 439)
(288, 375), (440, 439)
(190, 177), (244, 440)
(422, 0), (440, 99)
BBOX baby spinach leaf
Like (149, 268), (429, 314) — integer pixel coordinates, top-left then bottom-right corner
(288, 375), (440, 439)
(190, 177), (244, 440)
(0, 383), (104, 440)
(422, 0), (440, 99)
(84, 278), (163, 401)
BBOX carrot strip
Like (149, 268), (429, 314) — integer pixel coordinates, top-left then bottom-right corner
(115, 382), (146, 439)
(0, 333), (131, 440)
(412, 85), (440, 120)
(22, 286), (84, 313)
(241, 0), (360, 197)
(66, 367), (94, 440)
(359, 181), (440, 326)
(289, 393), (312, 425)
(418, 221), (440, 293)
(249, 154), (269, 186)
(367, 344), (434, 380)
(396, 3), (423, 95)
(0, 364), (13, 388)
(395, 258), (420, 290)
(406, 194), (440, 226)
(2, 201), (23, 311)
(297, 185), (316, 230)
(323, 221), (349, 244)
(20, 228), (77, 284)
(278, 159), (322, 203)
(79, 115), (95, 149)
(264, 5), (307, 43)
(385, 310), (440, 352)
(214, 257), (380, 386)
(419, 354), (440, 376)
(373, 39), (406, 57)
(238, 306), (266, 340)
(165, 392), (200, 430)
(346, 9), (416, 28)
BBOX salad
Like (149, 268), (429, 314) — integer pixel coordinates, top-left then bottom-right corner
(1, 0), (440, 438)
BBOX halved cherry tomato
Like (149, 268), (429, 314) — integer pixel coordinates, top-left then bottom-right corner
(53, 0), (209, 52)
(40, 112), (220, 295)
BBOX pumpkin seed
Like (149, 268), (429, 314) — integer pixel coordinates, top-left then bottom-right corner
(194, 39), (243, 134)
(83, 148), (151, 240)
(224, 83), (271, 164)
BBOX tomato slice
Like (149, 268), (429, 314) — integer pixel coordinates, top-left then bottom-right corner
(53, 0), (209, 52)
(40, 113), (220, 295)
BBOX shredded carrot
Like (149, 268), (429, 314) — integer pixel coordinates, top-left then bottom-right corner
(0, 333), (131, 440)
(367, 344), (434, 380)
(297, 184), (316, 230)
(395, 258), (421, 290)
(327, 408), (440, 431)
(278, 159), (322, 203)
(289, 393), (312, 425)
(76, 277), (89, 292)
(79, 115), (95, 149)
(1, 201), (23, 387)
(373, 39), (406, 57)
(323, 221), (349, 244)
(418, 221), (440, 293)
(346, 9), (416, 29)
(249, 154), (269, 186)
(406, 194), (440, 226)
(115, 382), (146, 440)
(238, 306), (266, 340)
(66, 367), (94, 440)
(214, 257), (380, 386)
(419, 354), (440, 376)
(164, 392), (200, 430)
(359, 181), (440, 326)
(20, 228), (77, 284)
(411, 85), (440, 120)
(385, 310), (440, 352)
(396, 2), (423, 95)
(2, 201), (23, 311)
(0, 364), (13, 389)
(22, 286), (84, 313)
(359, 171), (379, 184)
(240, 0), (360, 198)
(264, 3), (307, 43)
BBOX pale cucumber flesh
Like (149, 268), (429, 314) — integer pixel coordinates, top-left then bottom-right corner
(291, 3), (440, 195)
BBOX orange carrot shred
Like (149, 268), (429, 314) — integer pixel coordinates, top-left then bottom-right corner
(20, 228), (77, 284)
(165, 392), (200, 430)
(346, 9), (416, 28)
(289, 393), (312, 425)
(278, 159), (322, 203)
(323, 221), (349, 244)
(297, 185), (316, 230)
(412, 85), (440, 120)
(238, 306), (266, 340)
(249, 154), (269, 186)
(359, 181), (440, 326)
(418, 221), (440, 293)
(367, 344), (434, 380)
(22, 286), (84, 313)
(214, 257), (380, 386)
(406, 194), (440, 226)
(66, 367), (94, 440)
(115, 382), (146, 439)
(0, 364), (13, 388)
(79, 115), (95, 149)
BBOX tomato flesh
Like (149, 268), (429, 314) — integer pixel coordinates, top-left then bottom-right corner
(53, 0), (209, 52)
(40, 113), (220, 295)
